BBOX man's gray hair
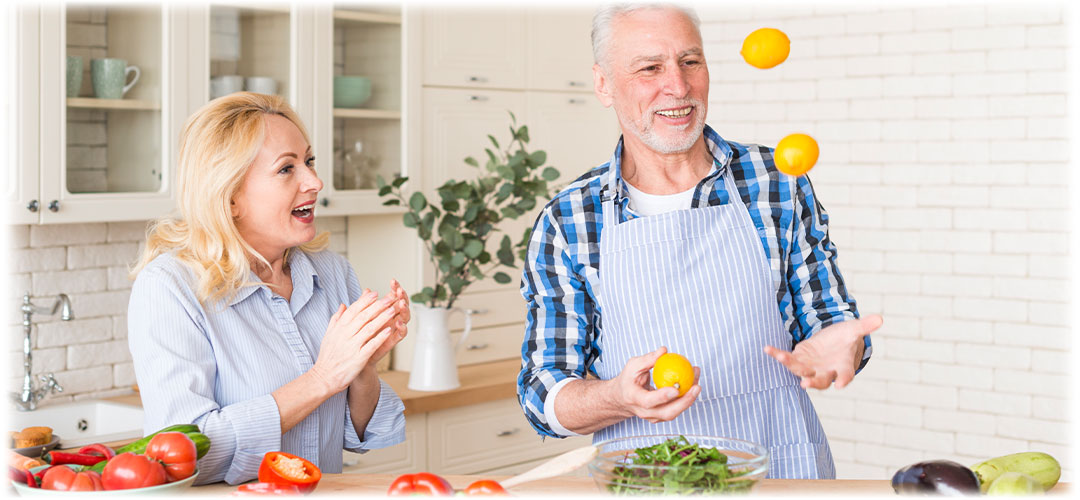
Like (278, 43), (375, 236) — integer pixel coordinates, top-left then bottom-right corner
(591, 3), (702, 70)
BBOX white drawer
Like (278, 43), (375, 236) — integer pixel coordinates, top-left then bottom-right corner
(447, 289), (525, 331)
(452, 323), (524, 366)
(426, 397), (592, 474)
(475, 449), (593, 477)
(342, 413), (427, 475)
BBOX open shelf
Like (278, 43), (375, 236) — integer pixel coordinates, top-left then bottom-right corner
(333, 10), (401, 25)
(67, 97), (161, 111)
(333, 108), (401, 120)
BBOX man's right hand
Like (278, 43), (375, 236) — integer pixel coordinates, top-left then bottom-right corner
(607, 347), (701, 424)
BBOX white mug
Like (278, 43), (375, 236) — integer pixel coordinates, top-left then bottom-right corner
(209, 75), (244, 99)
(245, 76), (277, 95)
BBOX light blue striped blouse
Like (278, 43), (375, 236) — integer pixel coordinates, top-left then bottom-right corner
(128, 249), (406, 485)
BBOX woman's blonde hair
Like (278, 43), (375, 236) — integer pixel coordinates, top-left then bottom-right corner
(131, 92), (329, 307)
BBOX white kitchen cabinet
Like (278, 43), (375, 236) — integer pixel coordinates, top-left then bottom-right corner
(9, 4), (40, 225)
(421, 7), (526, 90)
(342, 413), (427, 475)
(525, 91), (620, 194)
(525, 7), (597, 92)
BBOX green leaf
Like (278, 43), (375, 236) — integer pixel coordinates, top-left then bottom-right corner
(446, 229), (465, 250)
(508, 110), (516, 124)
(434, 241), (453, 259)
(517, 125), (530, 143)
(493, 272), (512, 284)
(442, 199), (460, 212)
(376, 176), (387, 189)
(515, 198), (536, 213)
(487, 134), (500, 150)
(378, 185), (393, 196)
(435, 285), (447, 300)
(485, 149), (499, 170)
(500, 206), (522, 219)
(529, 150), (547, 166)
(508, 150), (525, 168)
(497, 235), (514, 266)
(469, 263), (484, 280)
(463, 239), (484, 258)
(403, 212), (419, 228)
(496, 166), (515, 181)
(450, 252), (466, 269)
(447, 275), (468, 296)
(453, 182), (473, 199)
(420, 212), (436, 240)
(541, 167), (560, 181)
(409, 192), (428, 212)
(477, 251), (491, 264)
(464, 204), (480, 223)
(392, 176), (408, 188)
(382, 199), (400, 206)
(464, 156), (479, 167)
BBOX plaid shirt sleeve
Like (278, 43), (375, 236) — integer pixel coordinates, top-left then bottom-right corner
(516, 197), (601, 438)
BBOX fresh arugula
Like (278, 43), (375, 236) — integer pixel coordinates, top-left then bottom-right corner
(606, 436), (756, 495)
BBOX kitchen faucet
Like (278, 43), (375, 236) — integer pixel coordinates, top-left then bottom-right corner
(12, 292), (72, 411)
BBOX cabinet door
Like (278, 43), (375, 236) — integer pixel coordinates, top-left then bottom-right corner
(8, 3), (39, 224)
(37, 3), (183, 224)
(422, 8), (525, 89)
(342, 413), (426, 475)
(526, 8), (596, 92)
(526, 91), (620, 185)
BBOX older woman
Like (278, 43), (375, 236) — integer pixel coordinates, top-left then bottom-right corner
(128, 92), (410, 485)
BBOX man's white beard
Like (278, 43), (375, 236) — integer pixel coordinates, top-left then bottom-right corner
(628, 98), (706, 154)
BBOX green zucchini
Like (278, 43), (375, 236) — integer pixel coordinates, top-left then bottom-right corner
(986, 472), (1045, 495)
(972, 452), (1060, 493)
(115, 424), (211, 459)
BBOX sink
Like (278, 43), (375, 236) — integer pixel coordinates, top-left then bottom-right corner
(10, 400), (144, 448)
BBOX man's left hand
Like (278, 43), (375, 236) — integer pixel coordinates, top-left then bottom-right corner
(763, 314), (883, 390)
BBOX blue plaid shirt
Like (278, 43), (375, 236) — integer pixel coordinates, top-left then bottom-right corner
(517, 125), (871, 438)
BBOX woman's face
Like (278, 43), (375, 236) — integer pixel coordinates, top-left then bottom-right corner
(231, 114), (323, 261)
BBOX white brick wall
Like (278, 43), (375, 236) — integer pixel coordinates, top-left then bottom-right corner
(699, 2), (1071, 481)
(5, 217), (350, 403)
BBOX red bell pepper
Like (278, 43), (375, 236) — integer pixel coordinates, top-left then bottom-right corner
(78, 443), (116, 460)
(257, 452), (321, 494)
(387, 472), (455, 496)
(42, 451), (107, 466)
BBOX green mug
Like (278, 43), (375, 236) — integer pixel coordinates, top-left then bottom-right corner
(91, 58), (140, 99)
(66, 55), (83, 98)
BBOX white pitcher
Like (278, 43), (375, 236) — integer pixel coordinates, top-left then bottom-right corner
(407, 304), (476, 391)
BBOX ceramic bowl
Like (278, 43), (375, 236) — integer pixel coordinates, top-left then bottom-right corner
(333, 76), (372, 108)
(587, 434), (768, 495)
(13, 464), (198, 496)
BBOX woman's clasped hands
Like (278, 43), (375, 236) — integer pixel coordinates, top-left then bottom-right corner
(310, 279), (411, 394)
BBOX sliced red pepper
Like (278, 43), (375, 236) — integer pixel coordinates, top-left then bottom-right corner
(77, 443), (116, 460)
(257, 452), (321, 494)
(42, 451), (107, 466)
(33, 465), (52, 487)
(388, 472), (455, 496)
(9, 465), (37, 487)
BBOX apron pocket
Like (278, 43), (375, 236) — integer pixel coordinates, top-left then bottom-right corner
(767, 441), (834, 479)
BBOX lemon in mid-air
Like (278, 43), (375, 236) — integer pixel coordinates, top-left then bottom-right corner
(652, 352), (695, 397)
(741, 27), (791, 69)
(774, 133), (820, 176)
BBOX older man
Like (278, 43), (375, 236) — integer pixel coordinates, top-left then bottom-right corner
(516, 4), (883, 479)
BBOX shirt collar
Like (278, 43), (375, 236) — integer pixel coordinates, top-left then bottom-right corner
(227, 249), (320, 307)
(602, 124), (733, 203)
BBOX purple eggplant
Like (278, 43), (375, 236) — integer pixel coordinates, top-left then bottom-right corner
(891, 460), (981, 495)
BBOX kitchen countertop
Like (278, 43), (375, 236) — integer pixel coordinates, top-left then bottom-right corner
(190, 473), (1070, 496)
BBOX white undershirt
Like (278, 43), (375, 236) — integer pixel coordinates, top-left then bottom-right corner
(623, 181), (697, 216)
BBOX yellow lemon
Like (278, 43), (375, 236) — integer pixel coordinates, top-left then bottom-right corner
(740, 28), (791, 69)
(652, 352), (694, 397)
(774, 133), (819, 176)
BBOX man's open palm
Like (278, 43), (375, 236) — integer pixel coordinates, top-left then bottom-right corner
(764, 315), (883, 390)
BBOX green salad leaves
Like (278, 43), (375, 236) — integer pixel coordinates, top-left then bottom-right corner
(607, 436), (756, 495)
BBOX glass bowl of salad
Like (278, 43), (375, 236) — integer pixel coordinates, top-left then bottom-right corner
(587, 434), (769, 495)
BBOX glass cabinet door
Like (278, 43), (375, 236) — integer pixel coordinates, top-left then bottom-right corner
(65, 4), (163, 194)
(326, 5), (404, 204)
(208, 4), (292, 103)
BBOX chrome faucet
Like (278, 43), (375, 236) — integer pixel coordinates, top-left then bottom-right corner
(12, 292), (72, 411)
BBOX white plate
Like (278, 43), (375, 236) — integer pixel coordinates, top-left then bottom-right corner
(12, 434), (61, 458)
(12, 465), (199, 496)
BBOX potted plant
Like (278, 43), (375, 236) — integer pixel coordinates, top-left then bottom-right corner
(377, 112), (560, 390)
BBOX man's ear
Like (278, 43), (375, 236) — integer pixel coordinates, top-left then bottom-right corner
(593, 63), (613, 108)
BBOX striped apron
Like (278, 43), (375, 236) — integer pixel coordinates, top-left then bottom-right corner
(592, 169), (835, 479)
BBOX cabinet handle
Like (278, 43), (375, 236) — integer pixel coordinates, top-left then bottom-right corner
(465, 308), (488, 315)
(467, 95), (489, 103)
(496, 428), (519, 437)
(467, 76), (488, 83)
(568, 98), (586, 105)
(26, 200), (39, 212)
(319, 198), (329, 207)
(568, 81), (586, 87)
(466, 343), (489, 351)
(48, 200), (60, 212)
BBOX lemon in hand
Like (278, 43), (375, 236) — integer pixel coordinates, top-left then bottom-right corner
(774, 133), (819, 176)
(652, 352), (695, 397)
(741, 28), (791, 69)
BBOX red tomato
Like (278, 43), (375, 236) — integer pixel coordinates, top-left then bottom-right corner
(70, 470), (105, 491)
(233, 482), (303, 496)
(464, 479), (508, 496)
(102, 452), (168, 490)
(145, 431), (198, 482)
(387, 472), (454, 496)
(257, 451), (322, 494)
(39, 465), (76, 491)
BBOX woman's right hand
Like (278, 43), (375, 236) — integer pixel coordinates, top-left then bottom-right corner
(309, 289), (399, 394)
